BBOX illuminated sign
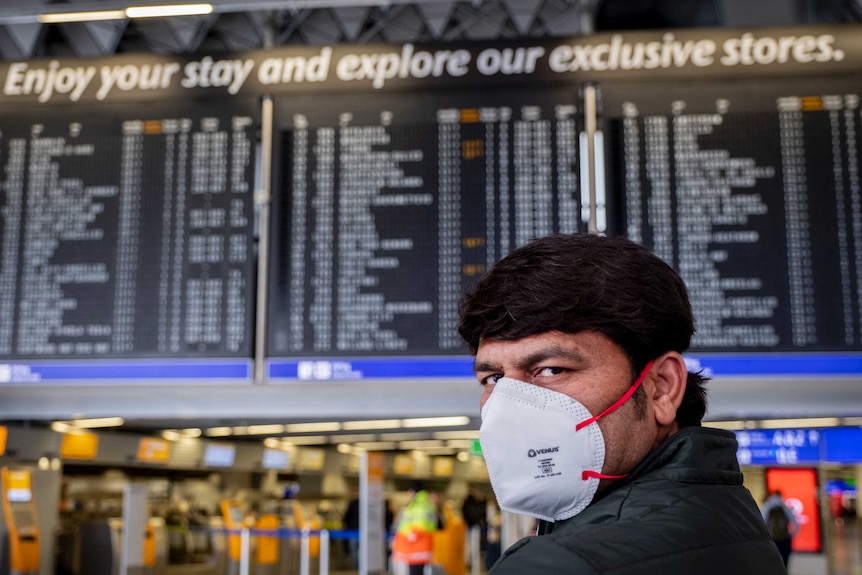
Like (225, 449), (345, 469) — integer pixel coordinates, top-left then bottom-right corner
(137, 438), (170, 464)
(261, 448), (289, 470)
(735, 429), (822, 465)
(203, 444), (236, 467)
(60, 432), (99, 460)
(766, 468), (822, 553)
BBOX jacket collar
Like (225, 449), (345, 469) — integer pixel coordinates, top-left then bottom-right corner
(537, 426), (742, 534)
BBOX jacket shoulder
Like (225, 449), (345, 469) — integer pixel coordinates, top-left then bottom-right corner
(490, 536), (600, 575)
(494, 482), (785, 574)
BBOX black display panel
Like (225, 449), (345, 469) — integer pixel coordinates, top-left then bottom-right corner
(603, 76), (862, 352)
(0, 100), (257, 361)
(267, 88), (583, 360)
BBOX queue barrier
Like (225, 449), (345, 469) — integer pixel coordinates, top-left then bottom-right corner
(227, 526), (334, 575)
(231, 527), (473, 575)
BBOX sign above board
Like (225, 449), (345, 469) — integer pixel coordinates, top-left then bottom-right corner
(1, 25), (861, 103)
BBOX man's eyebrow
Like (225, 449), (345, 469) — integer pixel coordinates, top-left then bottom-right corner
(473, 345), (586, 374)
(520, 345), (586, 368)
(473, 360), (499, 374)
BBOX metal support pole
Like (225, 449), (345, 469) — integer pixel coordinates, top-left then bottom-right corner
(253, 94), (274, 384)
(319, 529), (330, 575)
(470, 526), (481, 575)
(300, 527), (310, 575)
(584, 83), (598, 234)
(239, 528), (251, 575)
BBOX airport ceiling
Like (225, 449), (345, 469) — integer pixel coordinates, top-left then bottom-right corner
(0, 0), (859, 62)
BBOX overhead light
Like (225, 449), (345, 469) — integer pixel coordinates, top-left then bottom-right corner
(402, 416), (470, 428)
(53, 417), (124, 430)
(285, 422), (341, 433)
(125, 4), (214, 18)
(456, 452), (471, 462)
(38, 10), (125, 23)
(51, 422), (73, 434)
(342, 419), (401, 431)
(757, 417), (840, 429)
(445, 439), (475, 448)
(281, 435), (328, 445)
(331, 434), (376, 443)
(181, 428), (202, 438)
(162, 430), (182, 441)
(205, 427), (233, 437)
(433, 430), (480, 440)
(707, 421), (745, 431)
(399, 440), (444, 449)
(37, 3), (213, 24)
(354, 441), (398, 451)
(72, 417), (124, 428)
(246, 424), (285, 435)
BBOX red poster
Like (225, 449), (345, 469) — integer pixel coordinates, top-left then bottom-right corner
(765, 468), (822, 552)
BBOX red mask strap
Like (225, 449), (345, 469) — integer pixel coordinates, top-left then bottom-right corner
(582, 470), (627, 481)
(575, 360), (655, 432)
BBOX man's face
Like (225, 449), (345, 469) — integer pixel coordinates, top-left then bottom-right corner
(474, 330), (661, 479)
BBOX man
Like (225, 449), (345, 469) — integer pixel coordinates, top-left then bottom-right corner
(458, 233), (786, 574)
(761, 489), (799, 567)
(461, 486), (487, 531)
(342, 489), (361, 569)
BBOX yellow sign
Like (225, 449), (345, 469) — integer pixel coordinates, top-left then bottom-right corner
(393, 453), (414, 475)
(433, 457), (454, 477)
(0, 426), (7, 457)
(60, 432), (98, 460)
(6, 469), (29, 489)
(368, 452), (385, 481)
(299, 448), (325, 470)
(1, 467), (40, 572)
(137, 438), (170, 463)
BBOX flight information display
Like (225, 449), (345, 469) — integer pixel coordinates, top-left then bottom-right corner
(604, 77), (862, 353)
(0, 100), (257, 365)
(267, 89), (583, 365)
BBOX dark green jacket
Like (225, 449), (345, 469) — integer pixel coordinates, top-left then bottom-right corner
(490, 427), (786, 574)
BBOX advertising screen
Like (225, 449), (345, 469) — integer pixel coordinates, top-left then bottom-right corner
(203, 443), (236, 467)
(765, 467), (822, 553)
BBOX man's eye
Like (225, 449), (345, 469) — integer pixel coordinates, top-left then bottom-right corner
(481, 374), (503, 386)
(538, 367), (566, 376)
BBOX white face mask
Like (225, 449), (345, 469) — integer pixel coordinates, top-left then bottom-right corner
(479, 361), (652, 522)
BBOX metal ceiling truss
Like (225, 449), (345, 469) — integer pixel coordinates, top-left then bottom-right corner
(0, 0), (599, 61)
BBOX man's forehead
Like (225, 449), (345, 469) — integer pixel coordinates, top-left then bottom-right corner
(474, 331), (603, 366)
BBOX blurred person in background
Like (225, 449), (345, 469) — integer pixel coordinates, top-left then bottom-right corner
(761, 489), (799, 567)
(392, 482), (439, 575)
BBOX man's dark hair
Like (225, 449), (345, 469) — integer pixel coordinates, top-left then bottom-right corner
(458, 233), (707, 427)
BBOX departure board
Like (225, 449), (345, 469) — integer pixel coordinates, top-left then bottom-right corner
(0, 100), (257, 362)
(267, 89), (583, 362)
(604, 77), (862, 352)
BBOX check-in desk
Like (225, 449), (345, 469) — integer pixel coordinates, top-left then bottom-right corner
(0, 468), (39, 575)
(76, 515), (223, 575)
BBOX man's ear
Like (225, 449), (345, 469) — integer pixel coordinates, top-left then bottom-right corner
(650, 352), (687, 426)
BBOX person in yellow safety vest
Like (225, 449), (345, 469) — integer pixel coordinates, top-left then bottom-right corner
(392, 483), (439, 575)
